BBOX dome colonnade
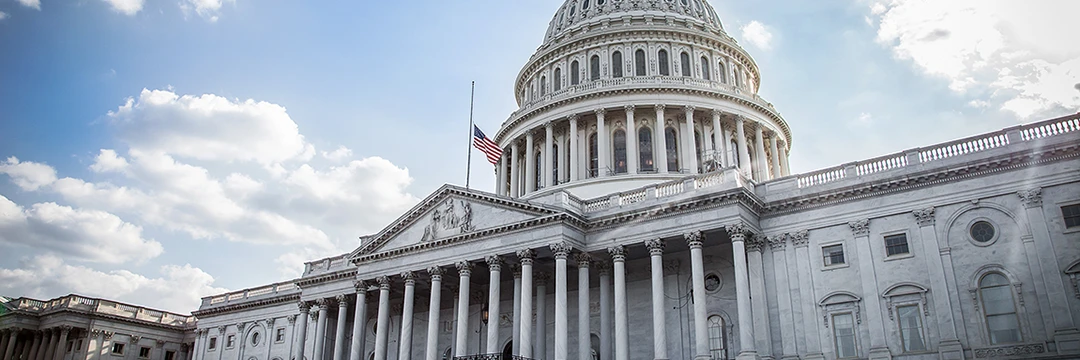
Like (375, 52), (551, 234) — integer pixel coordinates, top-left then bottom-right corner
(492, 0), (792, 199)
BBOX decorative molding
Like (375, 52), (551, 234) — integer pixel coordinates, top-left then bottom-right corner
(485, 255), (502, 272)
(456, 261), (473, 277)
(420, 198), (475, 242)
(912, 207), (936, 227)
(644, 238), (665, 256)
(400, 271), (416, 286)
(1017, 188), (1043, 208)
(848, 219), (870, 237)
(335, 294), (349, 306)
(745, 235), (766, 253)
(789, 230), (809, 247)
(550, 242), (573, 259)
(130, 335), (142, 344)
(575, 253), (591, 268)
(608, 245), (627, 262)
(376, 276), (391, 291)
(766, 234), (786, 251)
(973, 344), (1044, 358)
(725, 223), (747, 243)
(354, 280), (368, 294)
(517, 249), (537, 266)
(684, 230), (704, 248)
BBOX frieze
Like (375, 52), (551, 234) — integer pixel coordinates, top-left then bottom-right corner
(973, 344), (1044, 358)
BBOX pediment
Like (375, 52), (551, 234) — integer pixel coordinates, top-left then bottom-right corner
(350, 185), (562, 258)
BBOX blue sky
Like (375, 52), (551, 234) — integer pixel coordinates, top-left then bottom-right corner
(0, 0), (1076, 312)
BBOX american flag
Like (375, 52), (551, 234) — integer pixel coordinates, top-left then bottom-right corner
(473, 125), (503, 165)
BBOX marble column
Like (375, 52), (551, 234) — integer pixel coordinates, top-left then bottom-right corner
(535, 273), (549, 360)
(625, 105), (638, 174)
(551, 242), (572, 360)
(711, 110), (727, 167)
(545, 122), (554, 188)
(911, 208), (963, 358)
(684, 105), (699, 174)
(0, 330), (8, 360)
(1018, 189), (1080, 349)
(778, 143), (790, 177)
(768, 135), (782, 179)
(569, 115), (580, 182)
(511, 265), (523, 356)
(596, 108), (609, 177)
(424, 268), (444, 360)
(525, 132), (536, 194)
(454, 261), (473, 357)
(2, 330), (16, 360)
(28, 331), (42, 360)
(22, 336), (33, 360)
(184, 332), (194, 360)
(735, 117), (751, 178)
(313, 299), (330, 360)
(52, 327), (69, 360)
(654, 105), (668, 174)
(11, 337), (22, 360)
(725, 224), (757, 360)
(497, 154), (508, 196)
(329, 296), (347, 360)
(766, 236), (798, 359)
(518, 249), (536, 359)
(747, 236), (771, 359)
(849, 219), (890, 359)
(791, 231), (824, 358)
(295, 303), (311, 360)
(644, 239), (668, 360)
(34, 330), (50, 360)
(608, 246), (629, 360)
(350, 281), (369, 360)
(576, 254), (591, 360)
(398, 272), (416, 360)
(685, 231), (710, 360)
(510, 142), (520, 197)
(373, 276), (392, 360)
(486, 256), (503, 354)
(42, 330), (56, 360)
(753, 125), (767, 181)
(597, 262), (612, 360)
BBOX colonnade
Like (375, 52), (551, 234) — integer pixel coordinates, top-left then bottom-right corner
(296, 222), (766, 360)
(0, 326), (74, 360)
(496, 105), (791, 198)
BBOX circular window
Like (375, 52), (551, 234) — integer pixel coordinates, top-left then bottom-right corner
(704, 273), (722, 293)
(970, 221), (996, 243)
(250, 332), (260, 346)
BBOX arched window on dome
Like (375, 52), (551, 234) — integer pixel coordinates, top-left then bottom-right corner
(695, 130), (704, 173)
(582, 0), (590, 10)
(534, 150), (543, 189)
(665, 127), (679, 171)
(613, 129), (627, 174)
(634, 49), (647, 76)
(611, 51), (623, 78)
(639, 126), (654, 172)
(590, 55), (601, 81)
(708, 315), (727, 360)
(701, 56), (711, 80)
(540, 76), (547, 96)
(588, 132), (599, 178)
(717, 61), (727, 83)
(980, 273), (1021, 344)
(569, 2), (576, 18)
(554, 68), (562, 91)
(552, 144), (559, 185)
(571, 61), (580, 85)
(598, 0), (605, 5)
(681, 0), (689, 6)
(658, 50), (670, 76)
(680, 52), (691, 77)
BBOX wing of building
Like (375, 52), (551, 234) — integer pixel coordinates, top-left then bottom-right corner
(3, 1), (1080, 360)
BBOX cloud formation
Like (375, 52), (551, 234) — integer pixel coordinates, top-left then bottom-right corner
(0, 11), (9, 20)
(181, 0), (229, 22)
(740, 21), (773, 50)
(102, 0), (143, 15)
(16, 0), (40, 10)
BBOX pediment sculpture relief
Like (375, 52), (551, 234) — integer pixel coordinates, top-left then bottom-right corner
(421, 199), (475, 242)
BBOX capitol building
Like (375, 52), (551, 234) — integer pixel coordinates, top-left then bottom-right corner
(3, 1), (1080, 360)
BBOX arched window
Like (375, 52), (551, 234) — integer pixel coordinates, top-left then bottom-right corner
(701, 57), (711, 80)
(598, 0), (605, 5)
(613, 129), (627, 174)
(634, 49), (647, 76)
(553, 68), (562, 91)
(717, 61), (727, 83)
(695, 130), (703, 172)
(980, 273), (1021, 344)
(665, 127), (679, 171)
(552, 144), (559, 185)
(589, 133), (599, 177)
(658, 49), (670, 76)
(571, 61), (580, 85)
(708, 315), (726, 360)
(540, 76), (547, 96)
(611, 51), (623, 78)
(639, 126), (654, 172)
(680, 52), (691, 76)
(590, 55), (601, 81)
(582, 0), (590, 10)
(534, 150), (543, 189)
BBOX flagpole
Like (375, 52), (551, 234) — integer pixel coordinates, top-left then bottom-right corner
(465, 81), (475, 189)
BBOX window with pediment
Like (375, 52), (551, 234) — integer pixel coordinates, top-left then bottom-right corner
(819, 292), (863, 359)
(883, 283), (929, 353)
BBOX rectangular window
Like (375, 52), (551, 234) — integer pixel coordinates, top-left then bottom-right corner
(67, 341), (74, 352)
(226, 335), (235, 348)
(897, 305), (926, 352)
(139, 347), (151, 359)
(111, 344), (125, 356)
(207, 338), (217, 351)
(823, 244), (845, 266)
(275, 328), (286, 343)
(832, 313), (857, 358)
(884, 234), (909, 257)
(165, 351), (175, 360)
(1063, 204), (1080, 228)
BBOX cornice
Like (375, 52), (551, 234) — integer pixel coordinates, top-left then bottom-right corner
(192, 293), (300, 318)
(294, 269), (358, 289)
(10, 307), (194, 332)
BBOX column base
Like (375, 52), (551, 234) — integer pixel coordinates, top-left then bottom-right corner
(937, 339), (964, 360)
(734, 350), (760, 360)
(1054, 329), (1080, 353)
(867, 346), (892, 360)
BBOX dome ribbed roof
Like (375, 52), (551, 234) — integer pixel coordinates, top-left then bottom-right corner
(544, 0), (724, 44)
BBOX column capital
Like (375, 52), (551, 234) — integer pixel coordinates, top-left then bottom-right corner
(746, 235), (766, 253)
(550, 241), (573, 259)
(594, 108), (607, 117)
(265, 317), (276, 329)
(102, 331), (114, 340)
(510, 263), (522, 278)
(336, 294), (349, 307)
(724, 223), (747, 243)
(654, 104), (666, 112)
(545, 121), (554, 130)
(315, 298), (329, 308)
(401, 271), (416, 286)
(298, 301), (312, 313)
(608, 245), (627, 262)
(428, 266), (444, 281)
(644, 238), (665, 256)
(129, 335), (142, 344)
(789, 230), (809, 247)
(766, 234), (787, 252)
(287, 315), (297, 325)
(735, 115), (746, 125)
(912, 207), (936, 227)
(1018, 187), (1043, 208)
(685, 229), (704, 248)
(354, 279), (369, 293)
(155, 340), (166, 348)
(535, 272), (551, 286)
(568, 114), (580, 122)
(848, 218), (870, 237)
(376, 275), (392, 290)
(684, 105), (696, 114)
(517, 248), (537, 265)
(456, 261), (473, 277)
(575, 253), (591, 268)
(711, 108), (723, 118)
(595, 260), (611, 276)
(89, 329), (101, 339)
(486, 255), (502, 271)
(624, 105), (636, 114)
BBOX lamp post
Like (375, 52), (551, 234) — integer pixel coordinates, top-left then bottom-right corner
(477, 304), (489, 355)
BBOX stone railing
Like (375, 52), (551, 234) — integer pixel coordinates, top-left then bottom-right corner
(5, 295), (195, 327)
(582, 167), (741, 213)
(203, 281), (299, 307)
(303, 253), (351, 275)
(796, 113), (1080, 189)
(453, 354), (535, 360)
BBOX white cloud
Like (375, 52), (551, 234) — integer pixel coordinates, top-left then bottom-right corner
(107, 89), (312, 166)
(740, 21), (774, 50)
(853, 112), (873, 126)
(0, 255), (226, 313)
(180, 0), (228, 22)
(102, 0), (143, 15)
(0, 157), (58, 191)
(0, 11), (9, 20)
(869, 0), (1080, 118)
(321, 146), (353, 162)
(0, 195), (163, 264)
(90, 149), (130, 173)
(16, 0), (40, 10)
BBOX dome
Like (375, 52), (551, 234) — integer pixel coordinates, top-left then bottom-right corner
(544, 0), (725, 45)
